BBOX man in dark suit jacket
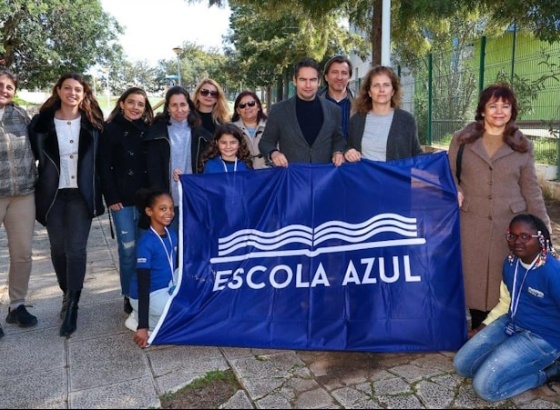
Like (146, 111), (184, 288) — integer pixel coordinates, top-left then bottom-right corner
(259, 57), (346, 167)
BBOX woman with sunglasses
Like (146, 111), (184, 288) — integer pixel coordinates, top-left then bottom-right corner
(231, 91), (269, 169)
(453, 214), (560, 402)
(193, 78), (230, 135)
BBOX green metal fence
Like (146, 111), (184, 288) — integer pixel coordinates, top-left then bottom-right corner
(394, 31), (560, 168)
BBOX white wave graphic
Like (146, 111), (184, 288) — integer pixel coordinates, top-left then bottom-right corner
(217, 213), (422, 257)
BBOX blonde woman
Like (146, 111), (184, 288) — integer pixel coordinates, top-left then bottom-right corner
(193, 78), (230, 135)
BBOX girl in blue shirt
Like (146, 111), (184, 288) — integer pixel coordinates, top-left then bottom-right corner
(454, 214), (560, 401)
(126, 189), (177, 348)
(199, 123), (253, 173)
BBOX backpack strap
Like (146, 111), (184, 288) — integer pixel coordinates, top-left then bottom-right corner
(456, 143), (465, 185)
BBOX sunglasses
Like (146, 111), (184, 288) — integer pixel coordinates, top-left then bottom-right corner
(238, 101), (257, 109)
(200, 89), (218, 98)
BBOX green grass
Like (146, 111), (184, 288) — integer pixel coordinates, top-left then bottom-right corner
(159, 369), (240, 409)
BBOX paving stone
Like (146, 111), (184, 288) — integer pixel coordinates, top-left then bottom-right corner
(415, 380), (455, 409)
(70, 376), (159, 409)
(331, 386), (370, 407)
(0, 369), (67, 409)
(220, 390), (254, 409)
(373, 377), (412, 396)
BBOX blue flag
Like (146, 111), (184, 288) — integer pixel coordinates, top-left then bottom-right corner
(151, 151), (467, 351)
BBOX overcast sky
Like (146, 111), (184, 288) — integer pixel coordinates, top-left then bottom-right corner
(101, 0), (231, 65)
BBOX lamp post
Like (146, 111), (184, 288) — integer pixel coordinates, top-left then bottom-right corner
(172, 47), (183, 86)
(102, 66), (110, 112)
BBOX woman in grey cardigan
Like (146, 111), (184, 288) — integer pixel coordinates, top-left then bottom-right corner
(344, 66), (422, 162)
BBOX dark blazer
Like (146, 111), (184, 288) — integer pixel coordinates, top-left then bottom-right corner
(145, 119), (211, 193)
(99, 113), (150, 207)
(28, 108), (105, 226)
(258, 96), (346, 163)
(347, 108), (423, 161)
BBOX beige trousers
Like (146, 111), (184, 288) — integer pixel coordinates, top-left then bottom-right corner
(0, 193), (35, 307)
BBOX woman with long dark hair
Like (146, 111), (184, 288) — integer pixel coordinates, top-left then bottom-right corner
(29, 72), (105, 337)
(145, 86), (211, 232)
(447, 83), (550, 330)
(99, 87), (153, 315)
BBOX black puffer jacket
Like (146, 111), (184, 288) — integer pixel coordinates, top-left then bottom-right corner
(28, 108), (105, 226)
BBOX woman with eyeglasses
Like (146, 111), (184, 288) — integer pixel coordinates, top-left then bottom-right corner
(145, 86), (211, 232)
(447, 83), (550, 331)
(193, 78), (230, 135)
(453, 214), (560, 402)
(231, 91), (269, 169)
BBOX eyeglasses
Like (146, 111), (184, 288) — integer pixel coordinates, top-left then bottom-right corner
(505, 232), (539, 242)
(200, 89), (218, 98)
(238, 101), (257, 109)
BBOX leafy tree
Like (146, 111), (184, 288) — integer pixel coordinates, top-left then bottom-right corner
(0, 0), (124, 88)
(474, 0), (560, 43)
(220, 2), (367, 104)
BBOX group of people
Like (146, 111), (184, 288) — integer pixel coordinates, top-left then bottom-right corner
(1, 54), (559, 402)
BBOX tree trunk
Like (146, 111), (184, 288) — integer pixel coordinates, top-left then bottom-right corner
(276, 75), (283, 102)
(265, 85), (272, 114)
(371, 0), (382, 66)
(283, 69), (290, 99)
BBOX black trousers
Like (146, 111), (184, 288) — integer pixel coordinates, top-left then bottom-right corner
(469, 308), (490, 330)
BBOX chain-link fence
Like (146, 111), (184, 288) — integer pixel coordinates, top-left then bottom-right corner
(397, 30), (560, 166)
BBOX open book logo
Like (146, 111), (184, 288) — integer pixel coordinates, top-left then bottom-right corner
(210, 213), (426, 264)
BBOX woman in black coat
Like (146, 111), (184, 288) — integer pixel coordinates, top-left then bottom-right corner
(145, 86), (211, 231)
(98, 87), (153, 316)
(29, 72), (104, 338)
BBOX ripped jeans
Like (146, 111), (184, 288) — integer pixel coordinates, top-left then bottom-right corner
(111, 206), (142, 296)
(453, 314), (558, 402)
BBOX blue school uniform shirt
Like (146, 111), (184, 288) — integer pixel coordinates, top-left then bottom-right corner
(129, 227), (178, 299)
(502, 254), (560, 350)
(203, 157), (248, 174)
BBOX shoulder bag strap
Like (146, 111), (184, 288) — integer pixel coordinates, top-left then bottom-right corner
(456, 143), (465, 185)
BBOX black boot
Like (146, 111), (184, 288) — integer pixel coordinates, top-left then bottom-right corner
(60, 292), (69, 320)
(59, 290), (81, 338)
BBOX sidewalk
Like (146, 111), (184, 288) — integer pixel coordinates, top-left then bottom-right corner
(1, 215), (560, 409)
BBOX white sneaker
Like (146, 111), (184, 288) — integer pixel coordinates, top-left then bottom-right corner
(125, 312), (138, 332)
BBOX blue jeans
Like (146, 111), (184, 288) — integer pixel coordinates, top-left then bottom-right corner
(111, 206), (142, 296)
(46, 189), (92, 292)
(453, 315), (559, 402)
